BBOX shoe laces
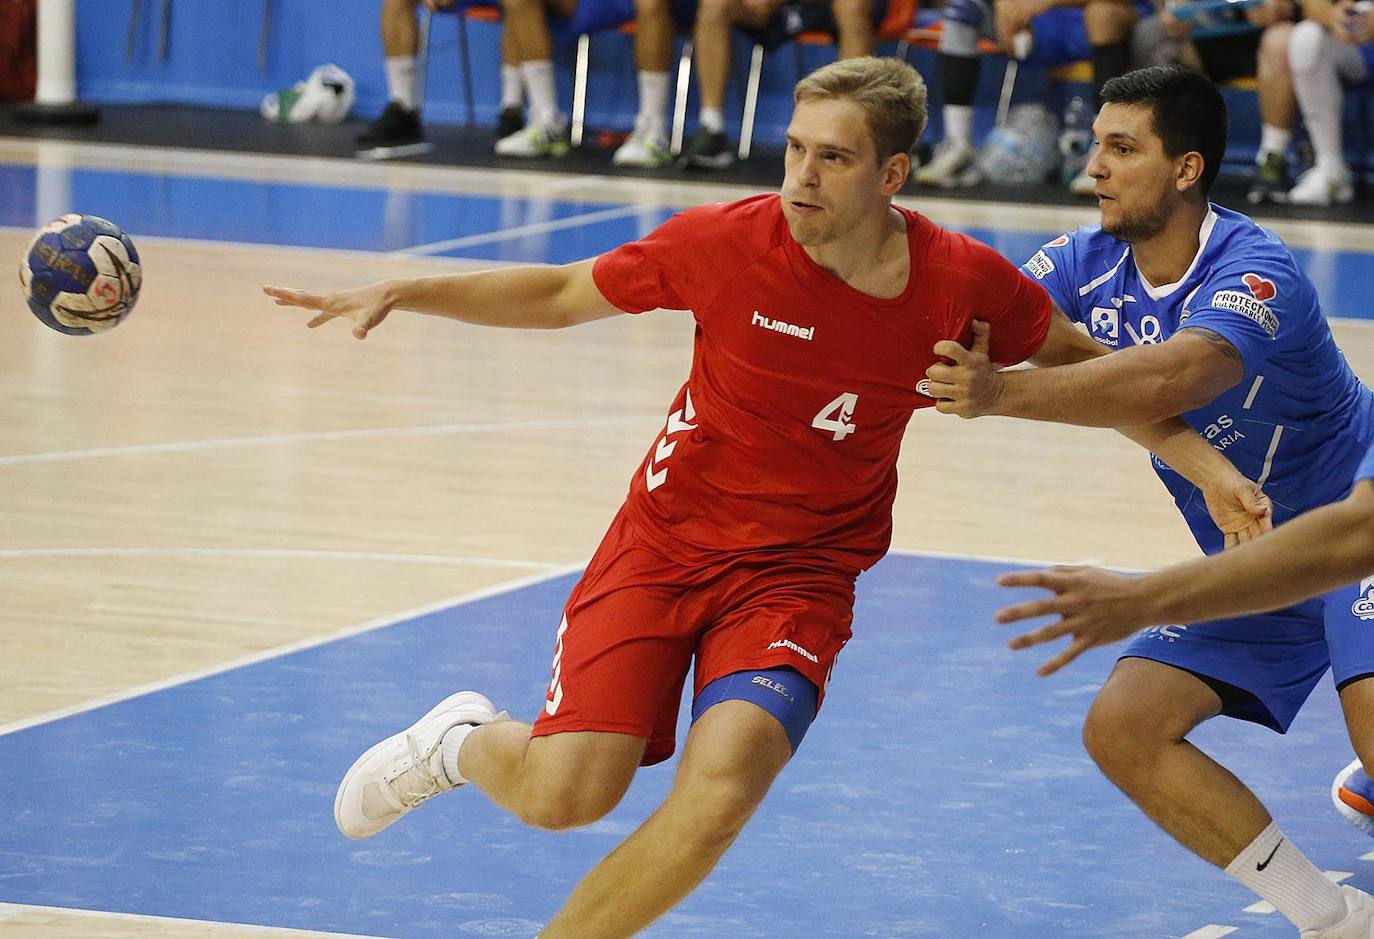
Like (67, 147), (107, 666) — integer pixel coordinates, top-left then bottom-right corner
(385, 733), (445, 808)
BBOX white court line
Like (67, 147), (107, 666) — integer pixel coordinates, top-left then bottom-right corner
(0, 414), (661, 466)
(0, 902), (395, 938)
(1182, 927), (1238, 939)
(391, 203), (649, 257)
(0, 547), (558, 570)
(0, 563), (582, 739)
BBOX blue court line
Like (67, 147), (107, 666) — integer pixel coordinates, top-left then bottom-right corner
(3, 160), (1374, 319)
(0, 551), (1362, 938)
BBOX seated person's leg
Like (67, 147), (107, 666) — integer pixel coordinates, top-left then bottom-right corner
(1084, 0), (1139, 108)
(830, 0), (876, 57)
(1244, 21), (1295, 203)
(358, 0), (428, 149)
(915, 0), (990, 187)
(614, 0), (677, 166)
(1286, 19), (1364, 205)
(498, 27), (526, 138)
(683, 0), (783, 166)
(495, 0), (576, 157)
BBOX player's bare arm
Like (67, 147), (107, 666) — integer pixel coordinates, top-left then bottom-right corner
(263, 258), (623, 340)
(995, 479), (1374, 675)
(928, 322), (1246, 427)
(926, 313), (1269, 542)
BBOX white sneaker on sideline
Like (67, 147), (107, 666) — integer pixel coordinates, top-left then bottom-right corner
(1067, 168), (1097, 196)
(915, 139), (980, 188)
(333, 690), (503, 840)
(612, 126), (672, 168)
(494, 117), (571, 158)
(1301, 886), (1374, 939)
(1288, 165), (1355, 207)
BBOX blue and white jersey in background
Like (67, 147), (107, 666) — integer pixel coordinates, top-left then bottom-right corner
(1022, 204), (1374, 555)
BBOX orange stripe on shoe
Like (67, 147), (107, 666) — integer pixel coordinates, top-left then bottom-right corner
(1339, 788), (1374, 817)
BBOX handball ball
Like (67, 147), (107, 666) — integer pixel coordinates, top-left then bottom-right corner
(19, 214), (142, 335)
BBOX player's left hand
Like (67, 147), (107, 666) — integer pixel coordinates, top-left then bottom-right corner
(996, 565), (1153, 676)
(927, 320), (1003, 418)
(1202, 473), (1273, 549)
(263, 282), (395, 340)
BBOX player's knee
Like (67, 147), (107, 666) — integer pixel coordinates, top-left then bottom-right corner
(1084, 1), (1136, 44)
(515, 785), (619, 831)
(1257, 21), (1291, 68)
(1083, 693), (1167, 777)
(673, 773), (765, 847)
(1287, 20), (1326, 77)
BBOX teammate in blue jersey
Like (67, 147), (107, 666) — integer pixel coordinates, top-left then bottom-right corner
(927, 65), (1374, 937)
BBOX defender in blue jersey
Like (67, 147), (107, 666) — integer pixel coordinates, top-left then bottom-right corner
(927, 66), (1374, 937)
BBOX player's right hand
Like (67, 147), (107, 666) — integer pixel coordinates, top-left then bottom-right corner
(995, 566), (1156, 676)
(263, 282), (395, 340)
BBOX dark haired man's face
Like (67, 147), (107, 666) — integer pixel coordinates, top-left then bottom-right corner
(1083, 102), (1180, 243)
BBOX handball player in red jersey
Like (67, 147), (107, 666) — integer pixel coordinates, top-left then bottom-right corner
(264, 56), (1268, 936)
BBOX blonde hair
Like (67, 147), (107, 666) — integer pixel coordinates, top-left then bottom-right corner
(793, 56), (928, 163)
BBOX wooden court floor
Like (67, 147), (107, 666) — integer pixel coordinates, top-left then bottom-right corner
(3, 163), (1374, 936)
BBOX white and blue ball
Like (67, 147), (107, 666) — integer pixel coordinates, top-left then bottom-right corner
(19, 214), (142, 336)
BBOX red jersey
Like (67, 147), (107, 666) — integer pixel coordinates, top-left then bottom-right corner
(591, 194), (1051, 570)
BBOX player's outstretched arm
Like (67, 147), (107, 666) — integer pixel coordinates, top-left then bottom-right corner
(930, 322), (1245, 427)
(996, 480), (1374, 675)
(263, 258), (624, 340)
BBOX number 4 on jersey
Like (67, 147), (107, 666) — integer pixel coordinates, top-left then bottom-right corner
(812, 392), (858, 441)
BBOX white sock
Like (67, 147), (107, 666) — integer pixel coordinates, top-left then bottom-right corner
(438, 723), (478, 786)
(521, 60), (559, 130)
(385, 55), (417, 112)
(944, 104), (973, 149)
(501, 64), (523, 110)
(1258, 124), (1291, 161)
(636, 71), (670, 138)
(1224, 821), (1346, 931)
(699, 106), (724, 134)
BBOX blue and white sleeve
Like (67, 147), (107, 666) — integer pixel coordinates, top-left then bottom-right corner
(1178, 257), (1301, 375)
(1019, 231), (1082, 323)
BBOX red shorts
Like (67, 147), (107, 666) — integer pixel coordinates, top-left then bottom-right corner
(532, 507), (858, 765)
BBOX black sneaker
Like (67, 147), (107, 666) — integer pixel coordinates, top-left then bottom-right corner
(357, 102), (424, 150)
(1247, 151), (1290, 205)
(496, 105), (525, 140)
(679, 128), (734, 169)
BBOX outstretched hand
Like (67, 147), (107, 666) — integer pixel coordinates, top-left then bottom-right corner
(263, 282), (395, 340)
(925, 320), (1003, 418)
(995, 566), (1152, 676)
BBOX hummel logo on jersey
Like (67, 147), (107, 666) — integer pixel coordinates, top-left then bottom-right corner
(1352, 577), (1374, 621)
(767, 638), (819, 663)
(752, 311), (815, 341)
(1256, 838), (1283, 871)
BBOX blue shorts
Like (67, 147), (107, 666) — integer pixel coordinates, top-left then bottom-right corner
(548, 0), (697, 41)
(1025, 2), (1154, 67)
(1120, 576), (1374, 733)
(1361, 41), (1374, 85)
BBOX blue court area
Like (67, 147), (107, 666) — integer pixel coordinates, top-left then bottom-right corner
(4, 159), (1374, 319)
(0, 552), (1364, 938)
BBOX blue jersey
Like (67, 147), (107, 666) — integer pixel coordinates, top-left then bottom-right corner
(1359, 441), (1374, 486)
(1022, 205), (1374, 554)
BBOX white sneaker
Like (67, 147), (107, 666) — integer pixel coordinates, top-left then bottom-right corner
(1301, 886), (1374, 938)
(1067, 168), (1097, 196)
(333, 691), (503, 840)
(612, 126), (672, 168)
(494, 117), (571, 158)
(1288, 165), (1355, 207)
(915, 139), (981, 188)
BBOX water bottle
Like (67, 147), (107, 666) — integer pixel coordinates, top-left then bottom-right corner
(1059, 95), (1092, 186)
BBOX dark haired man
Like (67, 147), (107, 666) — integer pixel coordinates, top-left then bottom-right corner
(929, 65), (1374, 936)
